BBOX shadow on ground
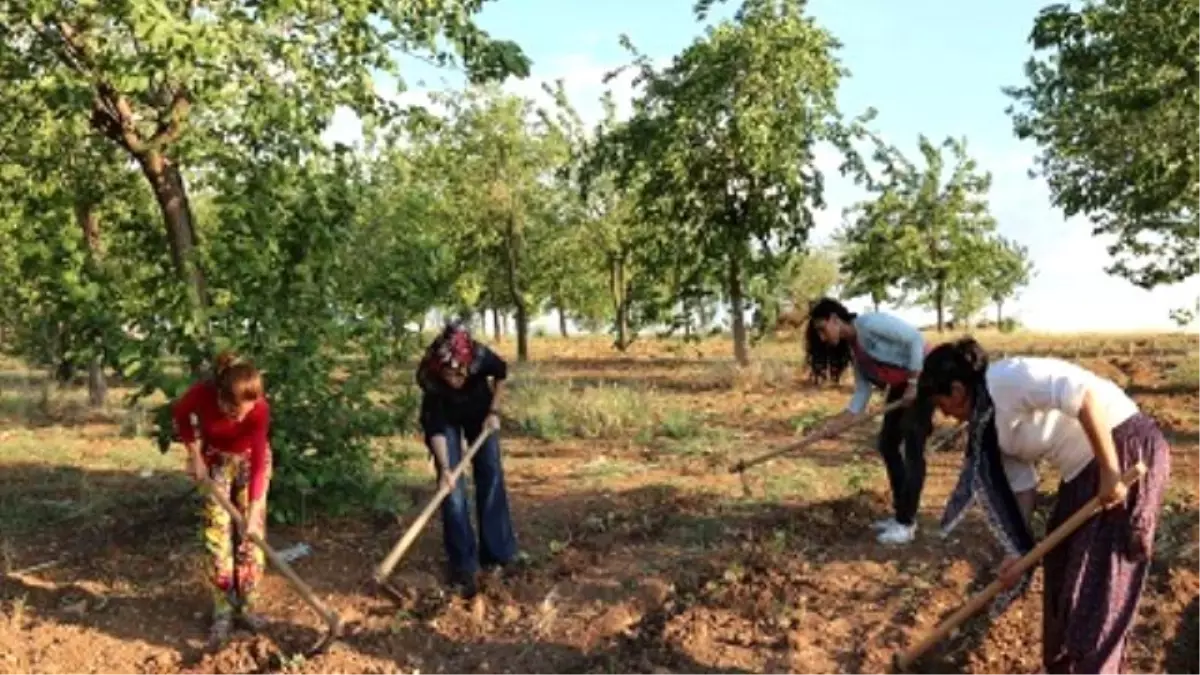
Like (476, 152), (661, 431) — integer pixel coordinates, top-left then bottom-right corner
(2, 460), (1197, 674)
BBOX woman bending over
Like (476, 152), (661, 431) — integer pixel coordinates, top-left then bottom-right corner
(805, 298), (931, 545)
(416, 323), (519, 598)
(173, 352), (272, 647)
(919, 338), (1169, 673)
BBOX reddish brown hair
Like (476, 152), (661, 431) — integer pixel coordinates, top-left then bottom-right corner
(214, 351), (263, 405)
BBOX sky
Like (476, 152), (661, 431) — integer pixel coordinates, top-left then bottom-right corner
(325, 0), (1198, 334)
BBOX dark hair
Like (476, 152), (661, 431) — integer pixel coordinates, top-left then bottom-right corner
(918, 337), (990, 398)
(804, 297), (856, 384)
(213, 351), (263, 405)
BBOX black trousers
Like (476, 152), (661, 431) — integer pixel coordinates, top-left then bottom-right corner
(877, 383), (930, 526)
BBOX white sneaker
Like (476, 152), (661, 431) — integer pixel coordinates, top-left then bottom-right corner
(871, 517), (898, 532)
(877, 521), (917, 545)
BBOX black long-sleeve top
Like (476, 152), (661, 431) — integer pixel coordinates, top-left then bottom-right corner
(416, 343), (507, 434)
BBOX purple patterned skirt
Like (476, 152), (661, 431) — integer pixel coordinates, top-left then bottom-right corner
(1042, 412), (1172, 674)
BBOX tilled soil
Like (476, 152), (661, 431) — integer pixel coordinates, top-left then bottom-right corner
(1, 353), (1196, 674)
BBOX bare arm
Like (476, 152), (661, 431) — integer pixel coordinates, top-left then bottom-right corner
(1078, 388), (1121, 477)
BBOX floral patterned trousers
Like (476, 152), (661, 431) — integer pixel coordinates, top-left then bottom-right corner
(202, 453), (269, 619)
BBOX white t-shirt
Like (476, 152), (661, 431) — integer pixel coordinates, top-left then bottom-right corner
(984, 357), (1140, 492)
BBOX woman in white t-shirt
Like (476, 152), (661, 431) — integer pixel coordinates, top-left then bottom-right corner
(917, 338), (1170, 674)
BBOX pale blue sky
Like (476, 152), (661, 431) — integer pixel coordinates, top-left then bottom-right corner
(327, 0), (1197, 333)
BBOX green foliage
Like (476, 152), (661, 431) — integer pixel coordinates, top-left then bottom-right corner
(1006, 0), (1199, 289)
(546, 85), (666, 350)
(506, 379), (649, 440)
(836, 191), (910, 310)
(0, 98), (161, 393)
(748, 247), (841, 338)
(404, 86), (567, 361)
(977, 236), (1035, 325)
(840, 135), (1005, 331)
(592, 0), (874, 364)
(128, 150), (420, 521)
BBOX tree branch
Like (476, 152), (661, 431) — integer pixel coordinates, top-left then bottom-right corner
(95, 83), (146, 154)
(146, 87), (191, 151)
(48, 20), (147, 154)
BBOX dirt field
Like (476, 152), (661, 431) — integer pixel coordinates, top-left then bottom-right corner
(1, 332), (1196, 674)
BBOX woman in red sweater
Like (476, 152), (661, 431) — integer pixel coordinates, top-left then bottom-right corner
(172, 352), (271, 647)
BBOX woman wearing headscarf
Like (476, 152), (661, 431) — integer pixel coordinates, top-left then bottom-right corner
(917, 338), (1170, 673)
(172, 351), (272, 647)
(805, 298), (931, 545)
(416, 323), (518, 598)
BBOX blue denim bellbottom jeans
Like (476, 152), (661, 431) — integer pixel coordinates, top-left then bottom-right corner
(424, 425), (518, 578)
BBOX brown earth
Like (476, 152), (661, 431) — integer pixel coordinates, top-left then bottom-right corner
(0, 337), (1196, 674)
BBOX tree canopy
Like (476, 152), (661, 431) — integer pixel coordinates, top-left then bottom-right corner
(3, 0), (1185, 520)
(1005, 0), (1199, 290)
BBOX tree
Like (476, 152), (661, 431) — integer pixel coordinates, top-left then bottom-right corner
(355, 143), (459, 351)
(0, 0), (530, 343)
(0, 78), (155, 406)
(178, 148), (424, 520)
(1005, 0), (1199, 290)
(946, 279), (988, 329)
(594, 0), (871, 365)
(856, 135), (999, 332)
(748, 246), (840, 336)
(412, 87), (561, 362)
(836, 191), (911, 311)
(547, 85), (671, 351)
(978, 236), (1034, 325)
(527, 92), (610, 339)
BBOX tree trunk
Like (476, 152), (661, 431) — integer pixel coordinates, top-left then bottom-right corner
(75, 199), (107, 408)
(558, 306), (569, 338)
(728, 252), (749, 366)
(935, 278), (946, 332)
(873, 298), (881, 312)
(137, 152), (208, 330)
(611, 256), (631, 351)
(87, 356), (107, 408)
(514, 304), (529, 360)
(492, 308), (502, 342)
(502, 212), (529, 362)
(995, 301), (1004, 326)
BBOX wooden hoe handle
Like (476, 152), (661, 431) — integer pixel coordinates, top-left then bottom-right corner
(730, 399), (907, 474)
(373, 427), (496, 583)
(201, 478), (342, 645)
(892, 461), (1148, 672)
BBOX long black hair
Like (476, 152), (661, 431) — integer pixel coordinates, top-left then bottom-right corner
(917, 337), (990, 398)
(913, 337), (990, 437)
(804, 297), (855, 385)
(919, 337), (1036, 615)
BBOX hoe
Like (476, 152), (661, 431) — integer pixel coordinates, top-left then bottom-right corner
(372, 427), (497, 603)
(201, 479), (343, 655)
(891, 462), (1147, 672)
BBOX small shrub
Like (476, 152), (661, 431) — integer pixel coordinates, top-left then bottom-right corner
(789, 408), (830, 435)
(658, 409), (703, 439)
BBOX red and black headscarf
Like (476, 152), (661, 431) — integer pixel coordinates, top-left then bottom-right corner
(424, 323), (476, 376)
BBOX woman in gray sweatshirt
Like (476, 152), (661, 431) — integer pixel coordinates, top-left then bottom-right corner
(804, 298), (931, 545)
